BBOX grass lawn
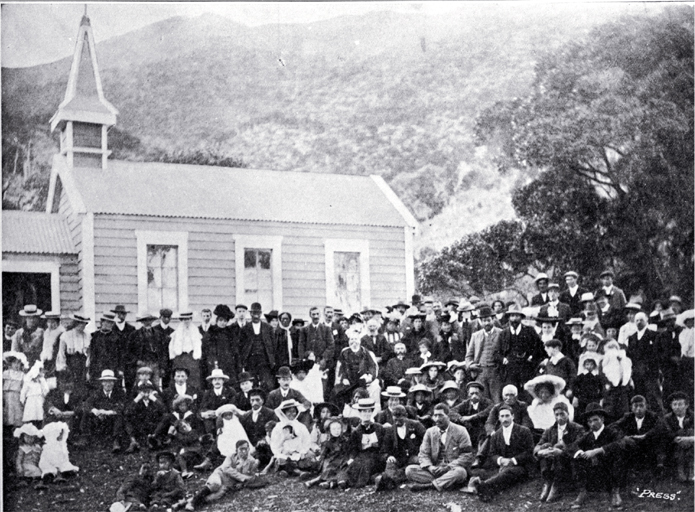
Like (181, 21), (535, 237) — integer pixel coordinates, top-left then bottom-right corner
(3, 440), (693, 512)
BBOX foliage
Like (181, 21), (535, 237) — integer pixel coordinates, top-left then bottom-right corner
(464, 6), (694, 302)
(418, 220), (530, 297)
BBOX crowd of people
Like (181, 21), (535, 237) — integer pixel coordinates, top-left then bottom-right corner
(3, 269), (694, 511)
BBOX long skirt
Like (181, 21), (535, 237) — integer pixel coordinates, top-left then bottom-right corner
(347, 450), (384, 488)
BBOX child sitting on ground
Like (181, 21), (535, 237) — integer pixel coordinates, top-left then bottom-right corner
(14, 423), (44, 487)
(150, 451), (185, 510)
(186, 439), (265, 510)
(20, 360), (49, 427)
(305, 417), (350, 489)
(38, 421), (79, 483)
(110, 463), (154, 512)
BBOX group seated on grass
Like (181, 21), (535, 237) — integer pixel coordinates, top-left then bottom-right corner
(4, 292), (694, 511)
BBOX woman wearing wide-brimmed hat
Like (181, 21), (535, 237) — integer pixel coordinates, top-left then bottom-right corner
(11, 305), (45, 368)
(524, 375), (574, 437)
(55, 314), (91, 390)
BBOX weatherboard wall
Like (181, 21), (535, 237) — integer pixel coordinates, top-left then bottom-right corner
(56, 181), (84, 309)
(91, 214), (408, 318)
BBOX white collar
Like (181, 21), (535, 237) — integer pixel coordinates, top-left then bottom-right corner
(592, 424), (605, 439)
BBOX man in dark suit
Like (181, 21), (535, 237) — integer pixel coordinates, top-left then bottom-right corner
(539, 283), (571, 322)
(453, 381), (494, 450)
(663, 392), (694, 482)
(376, 405), (426, 491)
(627, 312), (663, 414)
(499, 305), (543, 393)
(467, 404), (535, 502)
(80, 369), (126, 452)
(534, 402), (585, 502)
(376, 405), (425, 491)
(239, 388), (278, 447)
(568, 403), (625, 509)
(530, 273), (550, 306)
(90, 313), (125, 386)
(265, 366), (311, 429)
(596, 270), (627, 314)
(406, 403), (474, 492)
(161, 367), (200, 411)
(299, 307), (335, 369)
(240, 302), (277, 391)
(111, 305), (135, 363)
(610, 395), (668, 477)
(559, 272), (588, 317)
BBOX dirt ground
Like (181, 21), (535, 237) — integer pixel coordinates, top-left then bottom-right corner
(3, 440), (693, 512)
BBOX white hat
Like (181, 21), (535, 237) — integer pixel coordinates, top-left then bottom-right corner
(14, 423), (43, 438)
(98, 369), (119, 381)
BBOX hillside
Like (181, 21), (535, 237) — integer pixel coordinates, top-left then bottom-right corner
(2, 5), (650, 253)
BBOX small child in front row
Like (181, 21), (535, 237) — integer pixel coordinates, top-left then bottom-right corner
(4, 352), (28, 431)
(14, 423), (44, 487)
(186, 439), (265, 510)
(20, 360), (49, 427)
(149, 451), (185, 510)
(305, 417), (349, 489)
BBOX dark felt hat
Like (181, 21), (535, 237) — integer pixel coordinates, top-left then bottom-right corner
(276, 366), (292, 379)
(582, 402), (609, 421)
(250, 302), (263, 313)
(213, 304), (234, 320)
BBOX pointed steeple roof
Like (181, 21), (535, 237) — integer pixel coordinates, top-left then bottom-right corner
(50, 14), (118, 132)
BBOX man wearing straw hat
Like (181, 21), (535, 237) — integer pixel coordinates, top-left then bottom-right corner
(80, 369), (126, 452)
(12, 305), (45, 367)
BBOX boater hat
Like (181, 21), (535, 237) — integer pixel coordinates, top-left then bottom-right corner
(18, 305), (42, 317)
(381, 386), (406, 398)
(279, 398), (302, 411)
(504, 304), (526, 317)
(98, 369), (119, 381)
(353, 398), (377, 411)
(41, 311), (61, 320)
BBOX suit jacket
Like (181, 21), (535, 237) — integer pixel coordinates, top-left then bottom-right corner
(627, 329), (660, 378)
(199, 386), (236, 413)
(663, 411), (694, 438)
(44, 387), (87, 422)
(485, 400), (532, 434)
(465, 327), (503, 367)
(531, 292), (550, 307)
(559, 287), (589, 317)
(239, 322), (276, 369)
(418, 421), (473, 468)
(382, 419), (426, 467)
(534, 421), (585, 455)
(596, 286), (627, 314)
(488, 423), (535, 470)
(499, 325), (543, 363)
(265, 388), (311, 411)
(568, 424), (623, 458)
(453, 397), (494, 425)
(90, 329), (126, 379)
(610, 411), (666, 442)
(85, 386), (126, 413)
(239, 406), (278, 446)
(299, 323), (335, 365)
(162, 383), (200, 411)
(375, 406), (418, 426)
(456, 321), (474, 354)
(361, 333), (391, 361)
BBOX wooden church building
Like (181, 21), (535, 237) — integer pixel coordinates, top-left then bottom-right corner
(3, 14), (418, 323)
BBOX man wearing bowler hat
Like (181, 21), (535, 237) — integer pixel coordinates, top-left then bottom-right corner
(111, 305), (135, 341)
(569, 402), (625, 508)
(465, 306), (503, 403)
(240, 303), (277, 391)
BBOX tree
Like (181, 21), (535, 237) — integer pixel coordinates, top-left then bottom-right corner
(475, 6), (694, 302)
(418, 220), (531, 297)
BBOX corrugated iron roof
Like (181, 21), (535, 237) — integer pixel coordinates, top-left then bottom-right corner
(2, 211), (76, 254)
(70, 160), (411, 227)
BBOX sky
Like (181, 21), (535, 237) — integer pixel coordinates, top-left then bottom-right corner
(1, 2), (463, 67)
(1, 1), (683, 68)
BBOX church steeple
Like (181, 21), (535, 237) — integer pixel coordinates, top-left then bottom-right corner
(50, 13), (118, 170)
